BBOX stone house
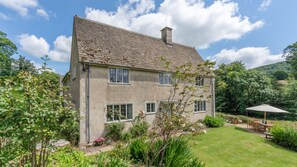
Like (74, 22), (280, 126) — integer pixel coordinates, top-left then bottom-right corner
(63, 16), (215, 145)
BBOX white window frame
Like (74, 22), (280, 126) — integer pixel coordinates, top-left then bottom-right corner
(196, 77), (204, 86)
(145, 102), (156, 114)
(106, 103), (133, 122)
(108, 67), (130, 84)
(159, 72), (172, 85)
(194, 100), (206, 113)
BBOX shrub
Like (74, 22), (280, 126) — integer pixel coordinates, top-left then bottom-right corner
(121, 132), (132, 141)
(105, 122), (125, 141)
(129, 138), (148, 163)
(203, 116), (224, 127)
(109, 143), (130, 161)
(129, 118), (149, 138)
(129, 138), (205, 167)
(48, 146), (91, 167)
(93, 137), (106, 146)
(96, 153), (129, 167)
(237, 115), (250, 123)
(271, 123), (297, 151)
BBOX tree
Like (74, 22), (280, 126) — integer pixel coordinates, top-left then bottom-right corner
(283, 41), (297, 79)
(0, 72), (79, 166)
(272, 70), (288, 80)
(12, 55), (37, 75)
(0, 31), (17, 76)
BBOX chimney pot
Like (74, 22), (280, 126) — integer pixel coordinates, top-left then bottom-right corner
(161, 27), (173, 45)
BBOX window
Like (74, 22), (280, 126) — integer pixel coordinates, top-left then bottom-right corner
(146, 103), (156, 113)
(159, 73), (172, 85)
(194, 101), (206, 112)
(109, 68), (129, 83)
(196, 77), (204, 86)
(106, 104), (133, 122)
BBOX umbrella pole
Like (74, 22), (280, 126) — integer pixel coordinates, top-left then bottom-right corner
(264, 112), (266, 123)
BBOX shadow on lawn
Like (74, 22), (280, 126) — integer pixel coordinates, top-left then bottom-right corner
(234, 126), (253, 133)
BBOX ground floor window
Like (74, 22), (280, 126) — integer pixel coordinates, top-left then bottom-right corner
(194, 101), (206, 112)
(106, 104), (133, 122)
(146, 102), (156, 113)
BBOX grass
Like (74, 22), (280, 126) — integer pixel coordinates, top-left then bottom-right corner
(188, 126), (297, 167)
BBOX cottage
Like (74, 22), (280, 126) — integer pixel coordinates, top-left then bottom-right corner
(63, 16), (215, 145)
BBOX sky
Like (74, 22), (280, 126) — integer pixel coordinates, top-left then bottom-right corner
(1, 0), (297, 74)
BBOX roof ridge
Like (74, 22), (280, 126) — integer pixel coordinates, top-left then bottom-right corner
(74, 15), (196, 49)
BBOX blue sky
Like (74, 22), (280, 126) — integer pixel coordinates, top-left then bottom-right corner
(1, 0), (297, 74)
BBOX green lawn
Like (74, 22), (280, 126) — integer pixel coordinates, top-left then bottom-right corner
(188, 126), (297, 167)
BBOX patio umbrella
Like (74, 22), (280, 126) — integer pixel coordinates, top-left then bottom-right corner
(246, 104), (289, 122)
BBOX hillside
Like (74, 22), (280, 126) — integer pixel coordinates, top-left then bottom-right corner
(254, 61), (291, 75)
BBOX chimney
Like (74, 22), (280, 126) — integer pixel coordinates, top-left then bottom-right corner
(161, 27), (172, 45)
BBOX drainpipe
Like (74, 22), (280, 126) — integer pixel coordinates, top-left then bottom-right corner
(211, 78), (216, 117)
(83, 62), (91, 144)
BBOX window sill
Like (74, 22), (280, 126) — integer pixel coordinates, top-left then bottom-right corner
(145, 112), (156, 115)
(108, 82), (131, 85)
(105, 119), (133, 123)
(158, 84), (173, 87)
(194, 111), (207, 114)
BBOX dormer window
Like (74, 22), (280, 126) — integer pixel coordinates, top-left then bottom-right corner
(196, 77), (204, 86)
(109, 68), (129, 83)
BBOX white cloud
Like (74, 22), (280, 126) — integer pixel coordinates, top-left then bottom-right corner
(19, 34), (72, 62)
(19, 34), (50, 57)
(0, 12), (9, 20)
(259, 0), (272, 11)
(0, 0), (49, 18)
(211, 47), (284, 69)
(48, 36), (72, 62)
(85, 0), (264, 49)
(36, 8), (49, 19)
(0, 0), (38, 16)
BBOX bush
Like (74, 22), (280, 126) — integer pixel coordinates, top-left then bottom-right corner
(203, 116), (224, 127)
(93, 137), (106, 146)
(96, 153), (129, 167)
(237, 115), (250, 123)
(105, 122), (125, 141)
(129, 138), (205, 166)
(129, 138), (148, 163)
(129, 118), (149, 138)
(271, 123), (297, 151)
(109, 143), (130, 161)
(121, 132), (132, 141)
(48, 146), (91, 167)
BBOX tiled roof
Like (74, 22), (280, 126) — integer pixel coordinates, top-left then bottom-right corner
(74, 16), (204, 71)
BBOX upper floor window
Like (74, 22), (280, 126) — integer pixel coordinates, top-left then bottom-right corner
(159, 73), (172, 85)
(194, 100), (206, 112)
(109, 68), (129, 83)
(106, 104), (133, 122)
(146, 102), (156, 113)
(196, 77), (204, 86)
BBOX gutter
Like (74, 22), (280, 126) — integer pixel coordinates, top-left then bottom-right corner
(83, 62), (91, 144)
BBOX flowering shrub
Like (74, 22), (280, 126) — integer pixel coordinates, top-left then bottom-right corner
(93, 137), (106, 146)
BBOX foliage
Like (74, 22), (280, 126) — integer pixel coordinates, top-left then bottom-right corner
(254, 61), (291, 77)
(215, 61), (276, 115)
(203, 116), (224, 127)
(109, 143), (130, 161)
(93, 137), (106, 146)
(236, 115), (250, 123)
(105, 122), (125, 141)
(189, 126), (297, 166)
(96, 152), (129, 167)
(129, 113), (150, 138)
(0, 31), (17, 76)
(120, 132), (132, 141)
(129, 138), (148, 164)
(272, 70), (288, 80)
(271, 123), (297, 151)
(283, 41), (297, 79)
(129, 137), (205, 167)
(0, 72), (78, 166)
(48, 146), (91, 167)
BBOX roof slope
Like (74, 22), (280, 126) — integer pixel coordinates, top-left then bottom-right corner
(74, 16), (204, 71)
